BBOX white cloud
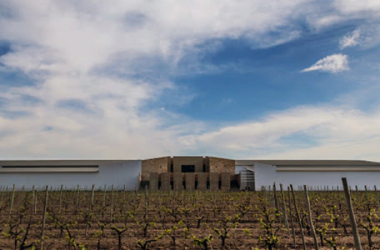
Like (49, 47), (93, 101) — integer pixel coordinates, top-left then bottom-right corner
(0, 0), (313, 159)
(340, 29), (361, 49)
(311, 15), (345, 29)
(302, 54), (349, 73)
(179, 105), (380, 161)
(0, 0), (310, 74)
(0, 0), (379, 161)
(333, 0), (380, 15)
(308, 0), (380, 30)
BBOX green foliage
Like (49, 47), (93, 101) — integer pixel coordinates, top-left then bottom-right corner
(251, 200), (282, 250)
(110, 225), (128, 250)
(212, 213), (241, 247)
(163, 220), (184, 246)
(360, 208), (379, 249)
(137, 233), (164, 250)
(193, 234), (213, 250)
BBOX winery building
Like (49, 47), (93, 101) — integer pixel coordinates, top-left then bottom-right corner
(0, 157), (379, 191)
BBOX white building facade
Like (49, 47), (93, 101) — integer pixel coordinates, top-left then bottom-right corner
(0, 160), (141, 190)
(236, 160), (380, 191)
(1, 158), (379, 191)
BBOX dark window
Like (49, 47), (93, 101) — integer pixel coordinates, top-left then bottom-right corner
(181, 165), (195, 173)
(170, 164), (173, 172)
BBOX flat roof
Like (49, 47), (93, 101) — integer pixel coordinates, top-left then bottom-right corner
(1, 159), (380, 168)
(235, 160), (380, 167)
(0, 160), (136, 166)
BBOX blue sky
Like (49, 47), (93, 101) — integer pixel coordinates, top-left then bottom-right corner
(0, 0), (380, 160)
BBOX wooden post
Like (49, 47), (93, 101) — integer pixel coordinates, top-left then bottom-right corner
(91, 184), (95, 207)
(268, 185), (272, 205)
(41, 186), (49, 250)
(110, 184), (114, 222)
(290, 184), (306, 250)
(32, 185), (37, 215)
(365, 185), (370, 211)
(280, 184), (290, 235)
(103, 184), (107, 207)
(273, 182), (279, 212)
(32, 185), (35, 203)
(287, 186), (296, 248)
(304, 185), (319, 249)
(63, 186), (67, 207)
(59, 184), (63, 213)
(355, 185), (359, 203)
(9, 184), (16, 215)
(76, 185), (80, 207)
(34, 189), (38, 215)
(375, 185), (379, 209)
(342, 178), (362, 250)
(85, 184), (95, 238)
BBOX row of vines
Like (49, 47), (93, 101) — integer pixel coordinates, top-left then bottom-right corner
(0, 183), (378, 249)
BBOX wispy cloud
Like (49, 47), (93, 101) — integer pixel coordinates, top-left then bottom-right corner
(333, 0), (380, 15)
(178, 105), (380, 160)
(302, 54), (349, 73)
(308, 0), (380, 30)
(0, 0), (311, 159)
(340, 29), (361, 49)
(0, 0), (379, 161)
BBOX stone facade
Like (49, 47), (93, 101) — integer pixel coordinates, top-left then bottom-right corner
(209, 157), (235, 175)
(141, 156), (170, 181)
(210, 173), (219, 191)
(173, 156), (204, 173)
(161, 172), (171, 191)
(173, 173), (183, 191)
(141, 156), (236, 191)
(221, 172), (231, 191)
(197, 173), (207, 191)
(149, 172), (159, 191)
(186, 173), (195, 191)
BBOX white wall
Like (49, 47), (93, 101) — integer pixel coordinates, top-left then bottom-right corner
(254, 163), (277, 190)
(0, 161), (141, 191)
(254, 163), (380, 191)
(275, 171), (379, 191)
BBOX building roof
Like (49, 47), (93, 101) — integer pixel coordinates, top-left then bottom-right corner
(2, 158), (380, 170)
(0, 160), (140, 173)
(0, 160), (135, 166)
(235, 159), (380, 167)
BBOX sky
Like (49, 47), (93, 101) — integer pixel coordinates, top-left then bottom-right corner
(0, 0), (380, 160)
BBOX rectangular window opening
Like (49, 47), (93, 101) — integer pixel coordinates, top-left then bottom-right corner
(181, 165), (195, 173)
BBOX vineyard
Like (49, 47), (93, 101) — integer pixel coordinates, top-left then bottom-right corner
(0, 183), (379, 249)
